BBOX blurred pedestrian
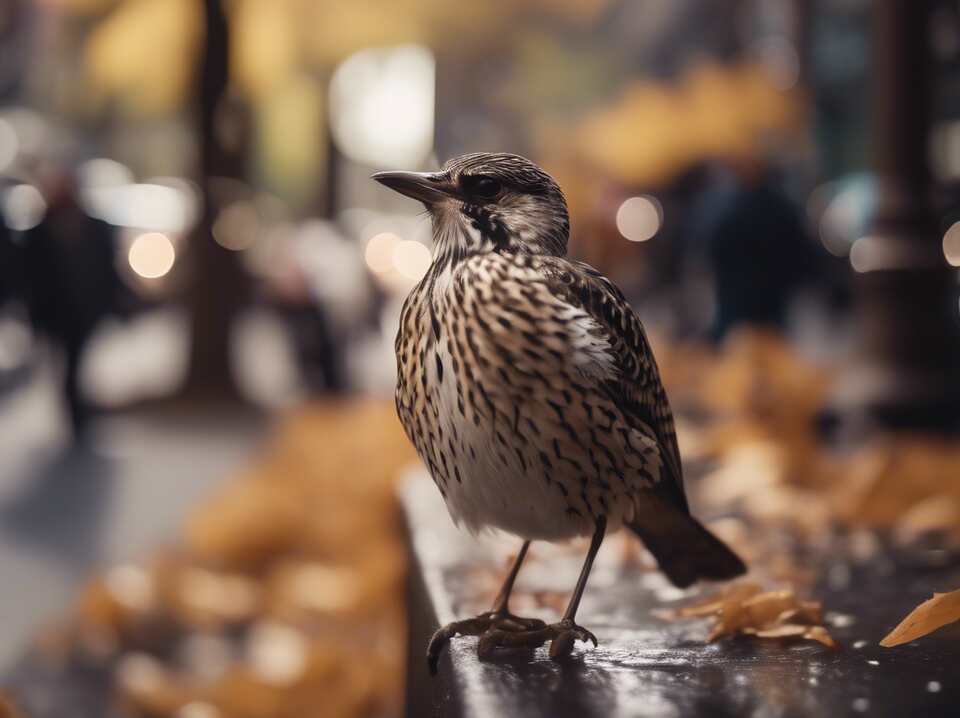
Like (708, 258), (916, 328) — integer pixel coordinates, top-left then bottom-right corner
(19, 170), (121, 440)
(695, 158), (821, 341)
(260, 249), (346, 395)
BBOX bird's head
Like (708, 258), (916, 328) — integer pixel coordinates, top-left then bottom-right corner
(372, 153), (569, 263)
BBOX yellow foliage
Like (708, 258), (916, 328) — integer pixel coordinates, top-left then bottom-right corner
(576, 63), (801, 186)
(657, 582), (837, 648)
(85, 0), (203, 115)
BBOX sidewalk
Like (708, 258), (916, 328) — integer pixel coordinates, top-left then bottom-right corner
(0, 373), (264, 671)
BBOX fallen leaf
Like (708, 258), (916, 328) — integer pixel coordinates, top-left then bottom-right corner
(751, 624), (837, 648)
(803, 625), (839, 648)
(894, 497), (960, 547)
(880, 589), (960, 647)
(653, 582), (762, 620)
(657, 583), (837, 648)
(750, 624), (807, 638)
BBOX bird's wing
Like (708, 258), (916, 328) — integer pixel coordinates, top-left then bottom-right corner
(542, 257), (688, 513)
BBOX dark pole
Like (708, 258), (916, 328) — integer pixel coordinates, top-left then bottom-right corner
(182, 0), (249, 401)
(841, 0), (960, 430)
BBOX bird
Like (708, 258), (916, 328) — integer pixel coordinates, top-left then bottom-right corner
(373, 153), (746, 674)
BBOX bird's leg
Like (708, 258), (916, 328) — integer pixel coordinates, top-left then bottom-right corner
(486, 540), (545, 627)
(427, 541), (546, 674)
(477, 516), (607, 662)
(546, 515), (606, 659)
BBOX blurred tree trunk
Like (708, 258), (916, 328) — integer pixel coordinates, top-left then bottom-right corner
(842, 0), (960, 430)
(182, 0), (249, 401)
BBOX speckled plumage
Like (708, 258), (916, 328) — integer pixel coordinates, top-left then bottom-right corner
(393, 153), (684, 541)
(376, 153), (744, 670)
(396, 249), (679, 539)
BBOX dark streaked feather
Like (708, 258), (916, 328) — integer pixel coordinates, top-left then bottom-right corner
(627, 497), (747, 588)
(544, 258), (686, 510)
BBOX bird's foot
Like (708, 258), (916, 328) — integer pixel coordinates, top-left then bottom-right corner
(427, 610), (547, 675)
(477, 618), (598, 662)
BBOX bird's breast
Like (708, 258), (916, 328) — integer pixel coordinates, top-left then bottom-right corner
(395, 256), (663, 541)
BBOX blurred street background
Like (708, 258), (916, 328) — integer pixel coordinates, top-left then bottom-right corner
(0, 0), (959, 716)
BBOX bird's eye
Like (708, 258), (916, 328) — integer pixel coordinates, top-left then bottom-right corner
(462, 175), (502, 199)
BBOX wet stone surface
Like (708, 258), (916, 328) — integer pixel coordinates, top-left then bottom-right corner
(402, 473), (960, 718)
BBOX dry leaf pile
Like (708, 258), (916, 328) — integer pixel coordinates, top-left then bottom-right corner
(673, 329), (839, 534)
(656, 582), (837, 648)
(835, 439), (960, 548)
(40, 401), (415, 718)
(665, 329), (960, 549)
(658, 329), (960, 650)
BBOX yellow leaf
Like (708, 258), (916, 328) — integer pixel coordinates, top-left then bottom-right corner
(653, 582), (761, 620)
(657, 583), (837, 648)
(750, 624), (807, 638)
(880, 589), (960, 647)
(803, 626), (838, 648)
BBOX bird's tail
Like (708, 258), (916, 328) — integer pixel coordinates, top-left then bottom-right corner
(627, 502), (746, 589)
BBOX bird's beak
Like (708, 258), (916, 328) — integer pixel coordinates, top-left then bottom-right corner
(371, 170), (460, 206)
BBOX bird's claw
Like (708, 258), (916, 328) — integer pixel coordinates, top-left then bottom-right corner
(548, 620), (597, 660)
(427, 611), (548, 675)
(476, 618), (598, 662)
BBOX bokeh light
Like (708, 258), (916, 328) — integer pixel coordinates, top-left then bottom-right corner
(363, 231), (431, 291)
(942, 222), (960, 267)
(848, 236), (871, 273)
(814, 176), (875, 258)
(88, 182), (195, 233)
(393, 240), (432, 281)
(616, 195), (663, 242)
(128, 232), (176, 279)
(213, 201), (260, 251)
(329, 45), (435, 168)
(246, 621), (308, 685)
(2, 184), (47, 231)
(819, 191), (858, 257)
(79, 157), (136, 192)
(365, 232), (402, 274)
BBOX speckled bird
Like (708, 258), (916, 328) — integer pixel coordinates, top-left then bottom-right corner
(374, 153), (745, 673)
